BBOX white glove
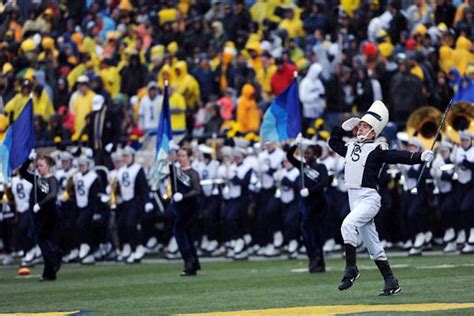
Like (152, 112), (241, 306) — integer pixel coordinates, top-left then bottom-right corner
(105, 143), (114, 153)
(33, 203), (40, 213)
(173, 192), (183, 202)
(29, 149), (37, 161)
(92, 213), (102, 221)
(144, 202), (154, 213)
(295, 132), (303, 144)
(341, 117), (360, 132)
(421, 150), (434, 162)
(100, 194), (110, 203)
(300, 188), (309, 198)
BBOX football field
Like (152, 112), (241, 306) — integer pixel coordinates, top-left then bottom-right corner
(1, 253), (474, 315)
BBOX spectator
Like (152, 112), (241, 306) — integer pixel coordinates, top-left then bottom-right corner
(216, 88), (235, 121)
(121, 53), (147, 97)
(33, 84), (55, 123)
(45, 114), (72, 144)
(299, 63), (326, 131)
(169, 85), (187, 135)
(434, 0), (456, 27)
(389, 57), (424, 122)
(53, 77), (71, 111)
(270, 58), (298, 96)
(429, 72), (454, 110)
(237, 83), (260, 133)
(204, 104), (223, 134)
(69, 75), (95, 136)
(138, 81), (163, 134)
(354, 66), (375, 112)
(192, 56), (217, 103)
(4, 79), (33, 122)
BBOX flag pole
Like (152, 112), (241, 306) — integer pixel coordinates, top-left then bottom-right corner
(293, 71), (304, 189)
(165, 80), (178, 192)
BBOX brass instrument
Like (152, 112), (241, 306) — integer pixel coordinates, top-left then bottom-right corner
(406, 106), (444, 150)
(444, 102), (474, 144)
(109, 176), (117, 209)
(61, 176), (75, 201)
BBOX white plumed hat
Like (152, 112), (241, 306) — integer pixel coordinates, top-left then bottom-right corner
(360, 100), (389, 137)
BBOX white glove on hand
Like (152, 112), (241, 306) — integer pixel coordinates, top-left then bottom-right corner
(105, 143), (114, 153)
(144, 202), (154, 213)
(29, 149), (37, 161)
(421, 150), (434, 162)
(92, 213), (102, 221)
(295, 132), (303, 144)
(173, 192), (183, 202)
(100, 194), (110, 203)
(300, 188), (309, 198)
(33, 203), (40, 213)
(341, 117), (361, 132)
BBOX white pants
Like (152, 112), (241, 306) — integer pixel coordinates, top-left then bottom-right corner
(341, 188), (387, 260)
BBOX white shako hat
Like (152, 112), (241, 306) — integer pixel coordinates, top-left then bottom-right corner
(360, 100), (389, 137)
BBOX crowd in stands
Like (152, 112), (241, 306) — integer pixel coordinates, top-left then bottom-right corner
(0, 0), (473, 148)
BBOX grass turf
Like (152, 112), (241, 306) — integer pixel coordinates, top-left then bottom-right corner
(0, 254), (474, 315)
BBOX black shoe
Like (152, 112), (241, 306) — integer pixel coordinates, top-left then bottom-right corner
(180, 269), (197, 276)
(379, 278), (401, 296)
(193, 257), (201, 271)
(40, 276), (56, 282)
(338, 265), (360, 291)
(309, 256), (325, 273)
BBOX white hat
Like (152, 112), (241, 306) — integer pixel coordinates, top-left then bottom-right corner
(77, 155), (92, 166)
(438, 141), (453, 151)
(407, 137), (424, 150)
(360, 100), (389, 137)
(459, 130), (472, 141)
(198, 144), (213, 155)
(396, 132), (409, 143)
(316, 140), (329, 151)
(123, 146), (136, 156)
(76, 75), (89, 84)
(92, 94), (105, 111)
(59, 151), (73, 161)
(111, 150), (123, 162)
(232, 147), (247, 158)
(221, 146), (233, 157)
(147, 81), (158, 89)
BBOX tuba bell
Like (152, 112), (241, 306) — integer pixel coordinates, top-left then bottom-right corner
(445, 102), (474, 144)
(406, 106), (444, 150)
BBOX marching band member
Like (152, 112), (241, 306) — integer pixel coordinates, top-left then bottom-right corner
(196, 144), (221, 255)
(329, 100), (434, 296)
(287, 135), (329, 273)
(257, 141), (285, 257)
(116, 146), (151, 263)
(20, 151), (62, 281)
(217, 146), (236, 258)
(55, 151), (79, 263)
(73, 156), (102, 265)
(453, 131), (474, 253)
(317, 140), (339, 253)
(430, 141), (457, 252)
(170, 146), (202, 276)
(11, 172), (36, 267)
(0, 185), (15, 265)
(402, 138), (431, 256)
(277, 157), (300, 259)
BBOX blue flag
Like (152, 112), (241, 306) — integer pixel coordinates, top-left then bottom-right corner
(0, 127), (12, 184)
(9, 98), (35, 171)
(260, 79), (301, 142)
(151, 84), (173, 187)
